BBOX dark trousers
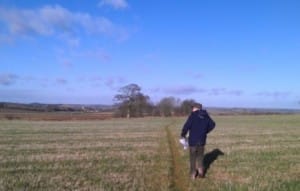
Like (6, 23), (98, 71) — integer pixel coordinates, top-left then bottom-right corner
(189, 145), (204, 176)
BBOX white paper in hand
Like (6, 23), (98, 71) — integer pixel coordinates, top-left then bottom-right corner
(179, 138), (188, 150)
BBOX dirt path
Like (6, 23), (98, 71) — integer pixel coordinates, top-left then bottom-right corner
(165, 122), (189, 191)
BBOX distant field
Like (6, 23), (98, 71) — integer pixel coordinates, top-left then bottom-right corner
(0, 111), (113, 121)
(0, 115), (299, 191)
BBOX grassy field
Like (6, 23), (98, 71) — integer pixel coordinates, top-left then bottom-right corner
(0, 115), (299, 191)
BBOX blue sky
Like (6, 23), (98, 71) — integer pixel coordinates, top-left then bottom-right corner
(0, 0), (300, 109)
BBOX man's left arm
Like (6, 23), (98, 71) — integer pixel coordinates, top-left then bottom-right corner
(206, 114), (215, 133)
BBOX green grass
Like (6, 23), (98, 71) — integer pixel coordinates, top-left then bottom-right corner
(172, 115), (300, 191)
(0, 115), (299, 190)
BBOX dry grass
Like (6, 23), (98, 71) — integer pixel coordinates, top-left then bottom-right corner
(0, 114), (299, 190)
(0, 118), (171, 191)
(172, 114), (300, 191)
(0, 111), (113, 121)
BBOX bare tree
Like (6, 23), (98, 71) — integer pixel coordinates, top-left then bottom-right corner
(114, 83), (151, 118)
(157, 96), (177, 117)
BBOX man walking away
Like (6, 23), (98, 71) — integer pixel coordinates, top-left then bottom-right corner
(180, 102), (215, 179)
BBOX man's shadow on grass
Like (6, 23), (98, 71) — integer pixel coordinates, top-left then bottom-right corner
(203, 148), (224, 177)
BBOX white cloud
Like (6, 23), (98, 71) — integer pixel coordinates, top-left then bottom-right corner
(0, 5), (129, 41)
(0, 5), (69, 36)
(99, 0), (129, 9)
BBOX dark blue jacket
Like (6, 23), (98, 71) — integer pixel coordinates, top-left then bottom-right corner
(181, 109), (215, 146)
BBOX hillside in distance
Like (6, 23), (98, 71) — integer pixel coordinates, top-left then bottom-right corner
(1, 102), (299, 115)
(206, 107), (300, 115)
(0, 102), (115, 112)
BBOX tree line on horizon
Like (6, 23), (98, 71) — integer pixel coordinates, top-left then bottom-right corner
(114, 83), (197, 118)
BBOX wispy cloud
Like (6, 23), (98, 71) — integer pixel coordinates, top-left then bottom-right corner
(151, 86), (191, 95)
(98, 0), (129, 10)
(0, 73), (51, 88)
(78, 75), (126, 89)
(56, 78), (68, 85)
(89, 76), (103, 87)
(0, 73), (19, 86)
(209, 88), (244, 96)
(256, 91), (291, 99)
(62, 36), (80, 47)
(227, 90), (244, 96)
(151, 85), (244, 97)
(91, 76), (102, 82)
(57, 48), (112, 66)
(61, 59), (73, 69)
(19, 75), (51, 87)
(0, 89), (43, 103)
(186, 71), (204, 79)
(81, 49), (111, 62)
(163, 86), (205, 95)
(105, 76), (127, 89)
(193, 73), (203, 79)
(237, 64), (259, 73)
(0, 5), (73, 37)
(208, 88), (226, 96)
(0, 5), (129, 42)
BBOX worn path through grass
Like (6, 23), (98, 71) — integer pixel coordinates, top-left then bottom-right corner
(165, 121), (188, 191)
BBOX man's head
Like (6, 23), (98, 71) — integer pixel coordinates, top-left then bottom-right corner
(191, 102), (202, 111)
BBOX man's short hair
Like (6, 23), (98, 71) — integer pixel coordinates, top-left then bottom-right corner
(191, 102), (202, 109)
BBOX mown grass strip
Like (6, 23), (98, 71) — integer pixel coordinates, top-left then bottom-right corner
(165, 122), (188, 191)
